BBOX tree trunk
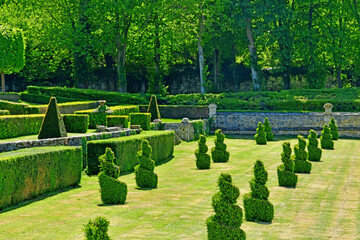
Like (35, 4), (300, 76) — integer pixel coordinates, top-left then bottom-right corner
(197, 13), (206, 94)
(336, 66), (342, 88)
(213, 49), (220, 92)
(1, 72), (5, 92)
(232, 44), (238, 92)
(246, 18), (261, 90)
(115, 13), (129, 93)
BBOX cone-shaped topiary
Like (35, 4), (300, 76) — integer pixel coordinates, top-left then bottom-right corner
(293, 135), (312, 173)
(135, 140), (158, 188)
(211, 129), (230, 163)
(243, 160), (274, 222)
(254, 122), (267, 145)
(38, 97), (67, 139)
(195, 135), (211, 169)
(264, 117), (274, 141)
(84, 216), (111, 240)
(307, 129), (322, 161)
(206, 173), (246, 240)
(277, 142), (298, 187)
(329, 118), (339, 140)
(98, 148), (127, 204)
(320, 124), (334, 149)
(147, 95), (161, 121)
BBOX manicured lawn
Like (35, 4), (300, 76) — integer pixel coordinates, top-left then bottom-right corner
(0, 136), (359, 239)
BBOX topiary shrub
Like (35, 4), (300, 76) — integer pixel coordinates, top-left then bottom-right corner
(264, 117), (274, 141)
(135, 140), (158, 188)
(98, 148), (127, 204)
(243, 160), (274, 223)
(206, 173), (246, 240)
(147, 95), (161, 121)
(254, 122), (267, 145)
(84, 216), (111, 240)
(320, 124), (334, 149)
(106, 115), (129, 128)
(307, 129), (322, 161)
(277, 142), (298, 188)
(329, 118), (339, 140)
(63, 114), (89, 133)
(293, 135), (312, 173)
(211, 129), (230, 163)
(130, 113), (151, 130)
(195, 134), (211, 169)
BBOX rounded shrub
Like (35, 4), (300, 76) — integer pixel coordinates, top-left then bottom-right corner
(206, 173), (246, 240)
(329, 118), (339, 140)
(277, 142), (298, 188)
(98, 148), (127, 204)
(84, 216), (111, 240)
(307, 129), (322, 161)
(254, 122), (267, 145)
(320, 124), (334, 149)
(264, 117), (274, 141)
(211, 129), (230, 163)
(135, 140), (158, 188)
(293, 135), (312, 173)
(195, 135), (211, 169)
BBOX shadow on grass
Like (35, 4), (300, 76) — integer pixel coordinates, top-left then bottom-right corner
(97, 202), (127, 207)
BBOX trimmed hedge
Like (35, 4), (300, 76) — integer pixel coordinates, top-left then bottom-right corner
(135, 140), (158, 188)
(307, 130), (322, 161)
(0, 100), (39, 115)
(293, 135), (312, 173)
(329, 118), (339, 140)
(277, 142), (298, 188)
(0, 109), (9, 115)
(106, 115), (129, 128)
(195, 135), (211, 169)
(0, 146), (82, 209)
(129, 113), (151, 130)
(255, 122), (267, 145)
(211, 129), (229, 163)
(84, 216), (111, 240)
(36, 101), (99, 114)
(320, 124), (334, 149)
(139, 105), (209, 119)
(20, 92), (80, 104)
(0, 114), (44, 139)
(87, 131), (174, 175)
(264, 117), (274, 141)
(63, 114), (89, 133)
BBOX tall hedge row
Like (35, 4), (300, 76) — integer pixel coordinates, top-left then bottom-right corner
(0, 146), (82, 209)
(0, 114), (44, 139)
(0, 100), (39, 115)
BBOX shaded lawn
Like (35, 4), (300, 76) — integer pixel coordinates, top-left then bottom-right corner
(0, 136), (359, 239)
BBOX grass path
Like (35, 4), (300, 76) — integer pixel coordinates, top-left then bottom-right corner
(0, 136), (359, 239)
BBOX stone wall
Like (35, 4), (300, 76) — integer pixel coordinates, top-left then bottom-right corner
(155, 119), (208, 141)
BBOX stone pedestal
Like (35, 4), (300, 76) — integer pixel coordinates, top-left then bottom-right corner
(208, 103), (217, 118)
(323, 103), (333, 123)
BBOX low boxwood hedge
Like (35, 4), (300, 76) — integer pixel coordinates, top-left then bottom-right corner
(129, 113), (151, 130)
(19, 92), (80, 104)
(63, 114), (89, 133)
(107, 115), (129, 128)
(0, 114), (44, 139)
(0, 100), (39, 115)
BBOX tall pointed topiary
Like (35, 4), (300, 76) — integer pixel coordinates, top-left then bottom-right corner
(307, 129), (322, 161)
(211, 129), (230, 163)
(243, 160), (274, 223)
(84, 216), (111, 240)
(293, 135), (312, 173)
(320, 124), (334, 149)
(195, 135), (211, 169)
(206, 173), (246, 240)
(38, 97), (67, 139)
(147, 95), (161, 121)
(135, 140), (158, 188)
(98, 148), (127, 204)
(264, 117), (274, 141)
(254, 122), (267, 145)
(329, 118), (339, 140)
(277, 142), (298, 187)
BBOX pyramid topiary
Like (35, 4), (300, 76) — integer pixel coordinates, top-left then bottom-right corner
(277, 142), (298, 187)
(98, 148), (127, 204)
(243, 160), (274, 223)
(211, 129), (230, 163)
(320, 124), (334, 149)
(329, 118), (339, 140)
(307, 129), (322, 161)
(206, 173), (246, 240)
(38, 97), (67, 139)
(254, 122), (267, 145)
(84, 216), (111, 240)
(135, 140), (158, 188)
(147, 95), (161, 121)
(293, 135), (312, 173)
(264, 117), (274, 141)
(195, 135), (211, 169)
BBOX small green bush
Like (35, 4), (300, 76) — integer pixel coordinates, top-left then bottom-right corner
(63, 114), (89, 133)
(264, 117), (274, 141)
(320, 124), (334, 149)
(130, 113), (151, 130)
(277, 142), (298, 188)
(206, 173), (246, 240)
(293, 135), (312, 173)
(195, 135), (211, 169)
(254, 122), (267, 145)
(106, 115), (129, 128)
(147, 95), (161, 121)
(0, 109), (9, 115)
(211, 129), (230, 163)
(135, 140), (158, 188)
(329, 118), (339, 140)
(84, 216), (111, 240)
(307, 130), (322, 161)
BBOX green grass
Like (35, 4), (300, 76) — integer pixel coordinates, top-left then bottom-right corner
(0, 136), (359, 239)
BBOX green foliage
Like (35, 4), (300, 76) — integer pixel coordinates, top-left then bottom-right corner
(62, 114), (89, 133)
(129, 113), (151, 130)
(84, 216), (111, 240)
(192, 120), (206, 140)
(0, 114), (43, 139)
(0, 110), (9, 115)
(329, 118), (339, 140)
(320, 125), (334, 149)
(0, 100), (39, 115)
(20, 92), (79, 104)
(211, 129), (229, 163)
(195, 135), (211, 169)
(277, 142), (297, 188)
(106, 115), (129, 128)
(254, 122), (267, 145)
(135, 140), (158, 188)
(293, 135), (312, 173)
(206, 173), (246, 240)
(307, 130), (322, 161)
(147, 95), (161, 121)
(264, 117), (274, 141)
(38, 97), (67, 139)
(0, 146), (82, 209)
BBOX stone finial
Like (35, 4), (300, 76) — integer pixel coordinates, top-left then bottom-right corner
(208, 103), (217, 117)
(98, 100), (106, 106)
(153, 119), (162, 124)
(323, 103), (333, 115)
(181, 118), (190, 124)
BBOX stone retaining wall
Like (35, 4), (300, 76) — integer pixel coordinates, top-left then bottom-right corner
(155, 119), (208, 141)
